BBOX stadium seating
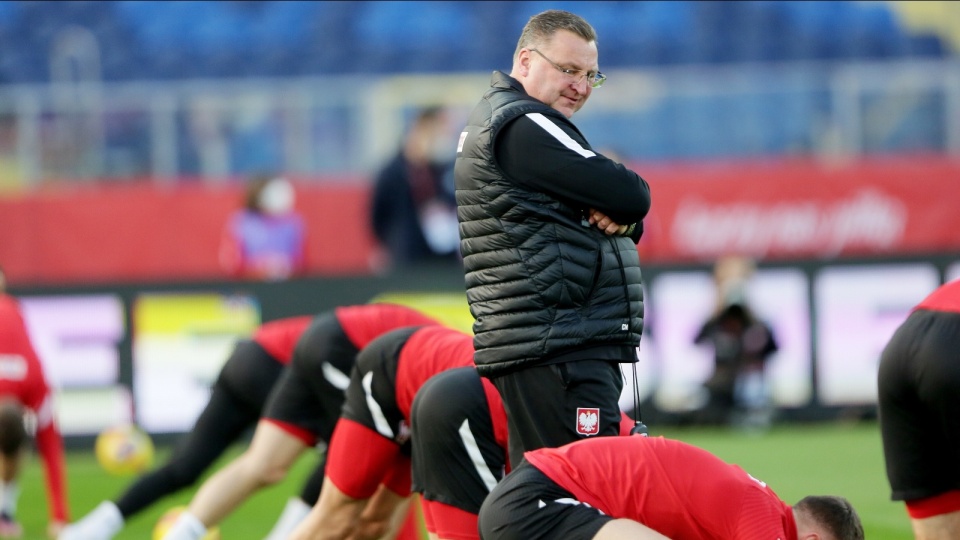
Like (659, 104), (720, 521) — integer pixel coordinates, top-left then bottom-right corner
(0, 0), (949, 84)
(0, 1), (950, 165)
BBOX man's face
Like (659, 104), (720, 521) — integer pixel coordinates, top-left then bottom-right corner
(518, 30), (599, 118)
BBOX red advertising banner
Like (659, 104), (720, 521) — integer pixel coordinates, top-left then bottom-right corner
(0, 178), (375, 284)
(636, 155), (960, 263)
(1, 156), (958, 285)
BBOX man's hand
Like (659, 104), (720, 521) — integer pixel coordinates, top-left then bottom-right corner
(588, 209), (629, 236)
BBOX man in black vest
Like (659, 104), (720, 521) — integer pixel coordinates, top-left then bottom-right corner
(454, 9), (652, 467)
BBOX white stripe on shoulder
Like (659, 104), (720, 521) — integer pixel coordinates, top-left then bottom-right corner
(526, 113), (596, 158)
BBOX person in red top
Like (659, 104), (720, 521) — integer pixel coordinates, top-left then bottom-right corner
(160, 305), (439, 540)
(0, 267), (69, 539)
(879, 278), (960, 540)
(409, 369), (655, 540)
(410, 366), (509, 540)
(479, 435), (863, 540)
(60, 314), (313, 540)
(288, 325), (477, 540)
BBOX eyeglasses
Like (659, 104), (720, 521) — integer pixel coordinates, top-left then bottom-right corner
(530, 48), (606, 89)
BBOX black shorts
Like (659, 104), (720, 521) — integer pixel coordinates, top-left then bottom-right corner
(340, 326), (418, 453)
(263, 311), (357, 444)
(411, 367), (506, 514)
(215, 339), (286, 415)
(491, 360), (624, 467)
(478, 460), (611, 540)
(879, 309), (960, 501)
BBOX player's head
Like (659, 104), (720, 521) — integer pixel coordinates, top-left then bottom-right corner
(511, 10), (602, 119)
(405, 106), (449, 165)
(0, 399), (26, 458)
(793, 495), (864, 540)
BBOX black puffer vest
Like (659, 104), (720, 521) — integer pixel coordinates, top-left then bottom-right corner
(454, 72), (644, 377)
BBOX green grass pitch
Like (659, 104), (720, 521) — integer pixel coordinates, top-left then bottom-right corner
(15, 421), (911, 539)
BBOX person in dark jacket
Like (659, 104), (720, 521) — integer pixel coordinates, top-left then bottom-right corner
(454, 9), (652, 467)
(693, 255), (778, 428)
(370, 106), (460, 270)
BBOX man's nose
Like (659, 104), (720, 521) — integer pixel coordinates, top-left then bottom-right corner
(572, 75), (590, 93)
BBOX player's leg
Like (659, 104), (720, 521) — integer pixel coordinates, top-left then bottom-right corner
(879, 310), (960, 539)
(911, 510), (960, 540)
(411, 367), (506, 540)
(289, 418), (406, 540)
(62, 340), (283, 540)
(160, 421), (308, 540)
(354, 480), (413, 540)
(289, 328), (416, 540)
(263, 460), (325, 540)
(120, 340), (281, 515)
(0, 400), (25, 538)
(492, 360), (623, 467)
(288, 477), (413, 540)
(262, 315), (359, 540)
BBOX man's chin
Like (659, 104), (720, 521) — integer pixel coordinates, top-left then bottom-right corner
(554, 104), (577, 118)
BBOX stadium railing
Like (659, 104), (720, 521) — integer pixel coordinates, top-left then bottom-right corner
(0, 58), (958, 187)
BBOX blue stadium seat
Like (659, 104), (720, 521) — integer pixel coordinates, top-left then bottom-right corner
(0, 1), (952, 84)
(0, 1), (19, 24)
(716, 2), (788, 63)
(351, 2), (473, 74)
(908, 34), (946, 57)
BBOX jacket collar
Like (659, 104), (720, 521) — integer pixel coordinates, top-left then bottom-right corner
(490, 70), (526, 94)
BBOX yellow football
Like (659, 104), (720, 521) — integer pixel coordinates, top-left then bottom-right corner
(94, 424), (155, 476)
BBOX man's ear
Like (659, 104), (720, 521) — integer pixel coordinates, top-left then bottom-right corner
(518, 49), (532, 76)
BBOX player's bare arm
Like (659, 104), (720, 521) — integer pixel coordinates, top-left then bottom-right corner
(594, 519), (670, 539)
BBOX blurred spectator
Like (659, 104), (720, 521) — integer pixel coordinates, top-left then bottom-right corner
(369, 106), (460, 270)
(219, 175), (307, 280)
(0, 266), (69, 539)
(693, 255), (778, 428)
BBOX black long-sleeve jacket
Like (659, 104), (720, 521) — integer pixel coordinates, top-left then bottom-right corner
(454, 71), (651, 377)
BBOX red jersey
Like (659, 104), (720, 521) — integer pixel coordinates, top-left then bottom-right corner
(526, 436), (797, 540)
(335, 303), (440, 352)
(252, 315), (314, 364)
(395, 325), (475, 420)
(0, 295), (68, 522)
(324, 325), (475, 499)
(915, 279), (960, 314)
(480, 377), (509, 454)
